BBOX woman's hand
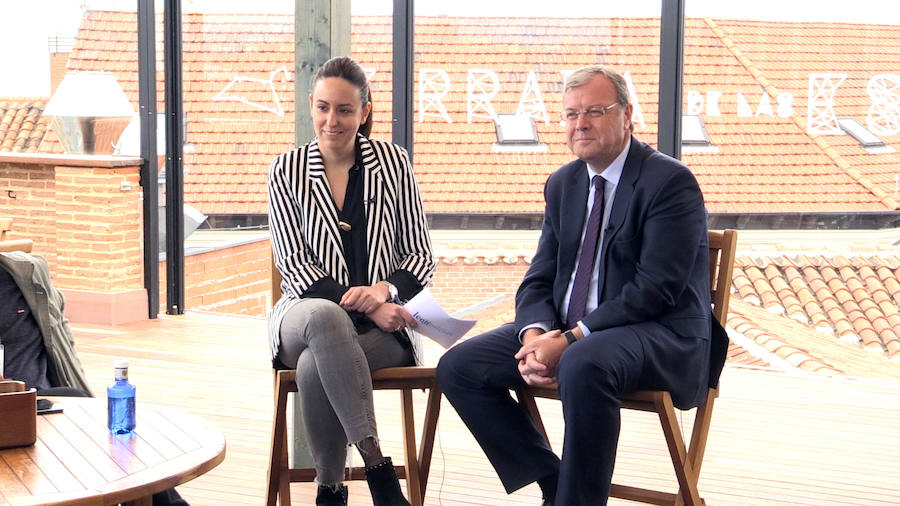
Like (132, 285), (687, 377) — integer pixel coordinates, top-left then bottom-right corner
(340, 284), (390, 314)
(367, 303), (418, 333)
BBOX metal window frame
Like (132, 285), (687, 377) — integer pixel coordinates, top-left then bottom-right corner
(137, 0), (158, 318)
(658, 0), (685, 159)
(137, 0), (686, 314)
(393, 0), (415, 158)
(163, 0), (185, 315)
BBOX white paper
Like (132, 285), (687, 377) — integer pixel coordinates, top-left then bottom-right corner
(404, 288), (476, 348)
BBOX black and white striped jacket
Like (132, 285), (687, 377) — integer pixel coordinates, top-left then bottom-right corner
(267, 134), (435, 363)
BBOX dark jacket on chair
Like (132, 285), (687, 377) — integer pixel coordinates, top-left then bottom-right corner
(0, 251), (91, 394)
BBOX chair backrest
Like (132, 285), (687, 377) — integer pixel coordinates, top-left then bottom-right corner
(0, 239), (34, 253)
(707, 229), (737, 326)
(271, 256), (282, 300)
(0, 218), (11, 240)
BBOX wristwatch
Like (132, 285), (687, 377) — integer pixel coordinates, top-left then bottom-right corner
(383, 281), (400, 303)
(563, 330), (578, 345)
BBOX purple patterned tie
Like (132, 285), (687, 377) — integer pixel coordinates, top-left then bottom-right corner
(566, 175), (605, 329)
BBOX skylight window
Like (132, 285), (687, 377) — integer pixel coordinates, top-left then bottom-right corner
(681, 114), (710, 145)
(681, 114), (718, 153)
(494, 113), (539, 144)
(837, 117), (885, 147)
(492, 113), (547, 153)
(837, 118), (895, 154)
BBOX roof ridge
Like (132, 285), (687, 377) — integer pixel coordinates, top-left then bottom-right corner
(808, 136), (899, 210)
(728, 300), (846, 374)
(742, 252), (900, 260)
(703, 17), (899, 212)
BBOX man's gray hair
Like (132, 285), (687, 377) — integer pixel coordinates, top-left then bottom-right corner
(565, 65), (631, 107)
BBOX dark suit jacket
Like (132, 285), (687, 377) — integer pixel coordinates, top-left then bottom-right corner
(514, 137), (716, 408)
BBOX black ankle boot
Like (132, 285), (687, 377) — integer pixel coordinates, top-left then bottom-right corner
(315, 484), (348, 506)
(364, 457), (411, 506)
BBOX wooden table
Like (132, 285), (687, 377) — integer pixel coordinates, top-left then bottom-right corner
(0, 397), (225, 505)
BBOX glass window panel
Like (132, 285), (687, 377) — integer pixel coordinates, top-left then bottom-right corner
(681, 0), (900, 405)
(682, 0), (900, 222)
(405, 1), (663, 221)
(351, 1), (394, 143)
(179, 1), (295, 228)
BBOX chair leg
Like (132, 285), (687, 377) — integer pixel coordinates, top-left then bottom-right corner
(517, 389), (549, 441)
(655, 393), (701, 506)
(674, 390), (717, 506)
(416, 383), (442, 496)
(687, 390), (717, 478)
(278, 418), (292, 505)
(267, 373), (292, 506)
(399, 388), (423, 506)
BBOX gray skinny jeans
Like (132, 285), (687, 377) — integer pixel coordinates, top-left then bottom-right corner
(276, 297), (413, 485)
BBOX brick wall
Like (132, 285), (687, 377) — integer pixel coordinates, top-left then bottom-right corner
(0, 153), (146, 324)
(0, 161), (58, 264)
(170, 238), (530, 318)
(54, 166), (142, 291)
(430, 259), (528, 313)
(159, 239), (272, 316)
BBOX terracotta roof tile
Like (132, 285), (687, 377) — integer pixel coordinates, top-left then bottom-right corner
(742, 261), (784, 313)
(783, 265), (831, 331)
(802, 265), (858, 340)
(733, 252), (900, 361)
(726, 343), (768, 368)
(726, 298), (900, 378)
(765, 263), (806, 322)
(709, 18), (900, 209)
(731, 264), (761, 305)
(22, 12), (892, 215)
(726, 304), (843, 375)
(0, 98), (49, 153)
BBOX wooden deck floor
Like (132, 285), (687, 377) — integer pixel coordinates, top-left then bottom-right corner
(68, 311), (900, 505)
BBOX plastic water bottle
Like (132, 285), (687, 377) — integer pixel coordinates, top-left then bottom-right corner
(107, 360), (136, 434)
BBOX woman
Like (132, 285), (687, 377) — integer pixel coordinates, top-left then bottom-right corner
(267, 56), (434, 506)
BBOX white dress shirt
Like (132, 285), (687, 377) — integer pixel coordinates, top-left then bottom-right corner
(520, 138), (630, 340)
(562, 138), (629, 336)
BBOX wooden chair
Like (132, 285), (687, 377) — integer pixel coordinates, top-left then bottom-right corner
(516, 229), (737, 506)
(0, 218), (33, 253)
(0, 217), (11, 240)
(0, 239), (33, 253)
(266, 260), (442, 506)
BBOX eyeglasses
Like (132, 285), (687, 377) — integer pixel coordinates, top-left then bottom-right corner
(561, 103), (618, 122)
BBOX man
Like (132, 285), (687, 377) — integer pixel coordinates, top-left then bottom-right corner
(436, 65), (726, 505)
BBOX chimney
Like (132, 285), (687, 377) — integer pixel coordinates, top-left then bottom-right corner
(47, 35), (75, 96)
(44, 71), (134, 155)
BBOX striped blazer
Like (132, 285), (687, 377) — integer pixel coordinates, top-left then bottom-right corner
(267, 134), (435, 364)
